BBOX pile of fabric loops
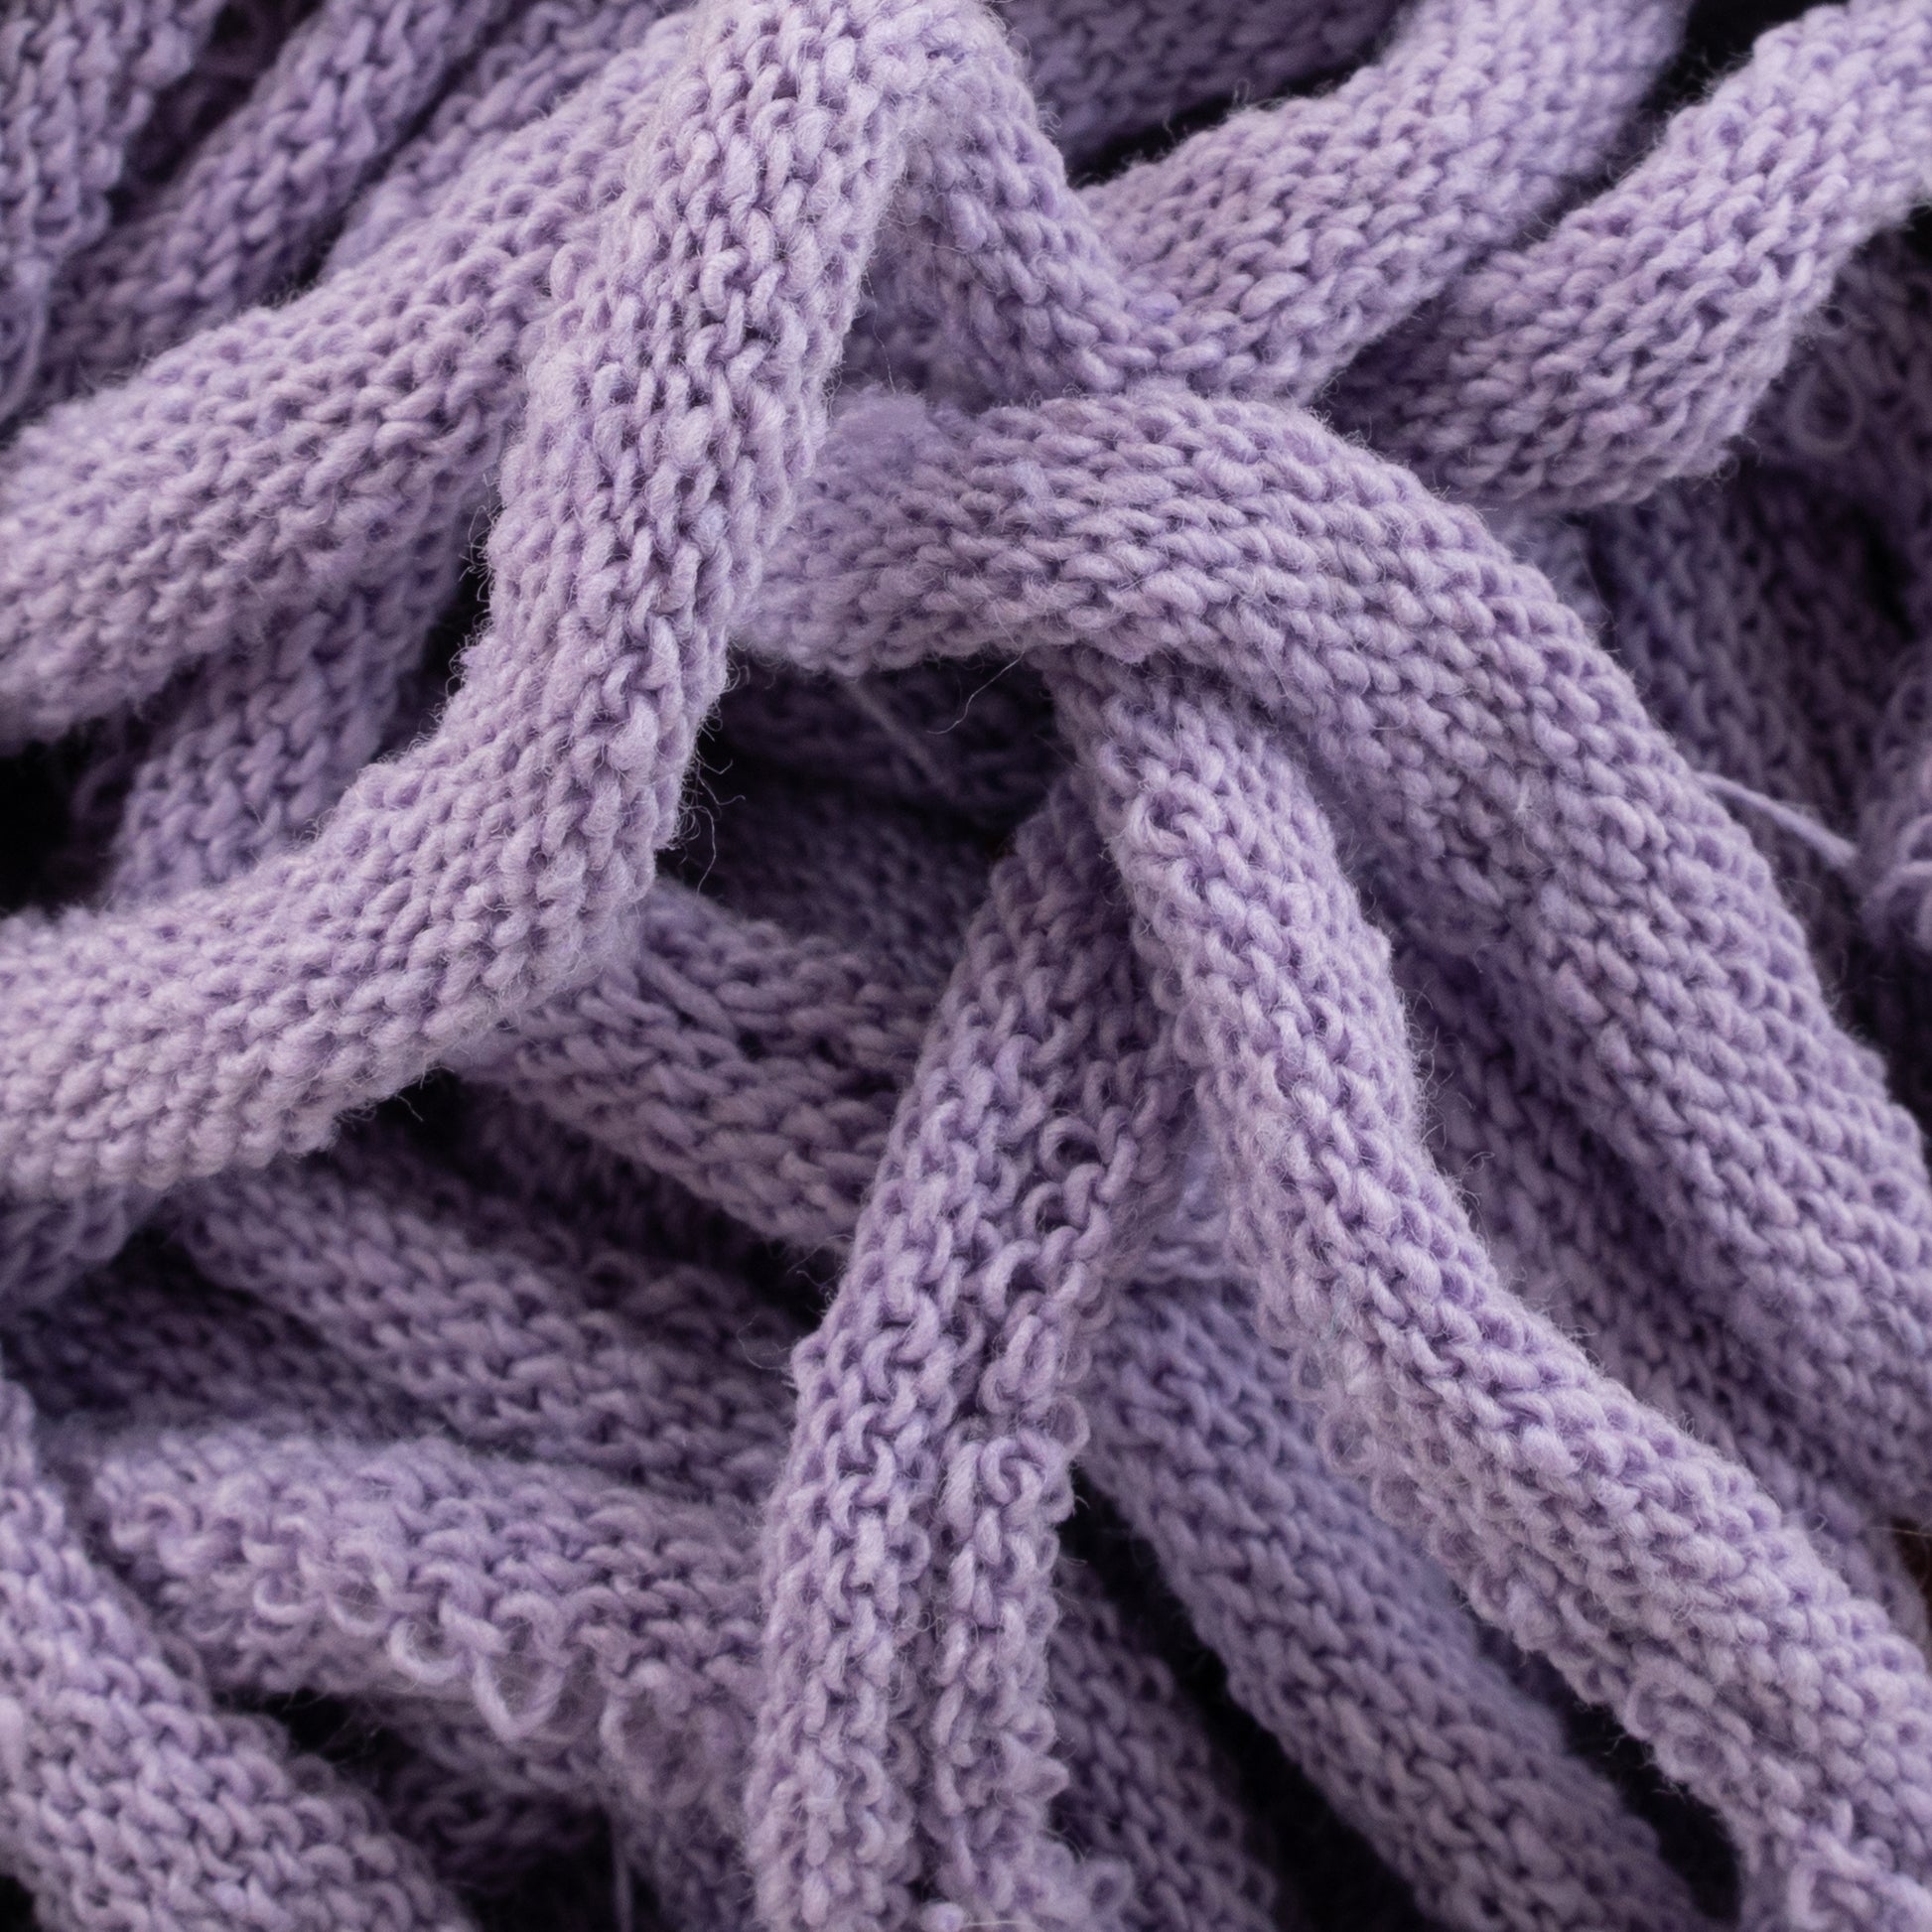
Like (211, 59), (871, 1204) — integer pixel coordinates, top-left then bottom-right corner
(2, 0), (1932, 1926)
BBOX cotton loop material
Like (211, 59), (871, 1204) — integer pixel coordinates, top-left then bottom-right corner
(3, 0), (1932, 1929)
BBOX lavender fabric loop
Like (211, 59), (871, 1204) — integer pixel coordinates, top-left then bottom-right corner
(5, 0), (1932, 1928)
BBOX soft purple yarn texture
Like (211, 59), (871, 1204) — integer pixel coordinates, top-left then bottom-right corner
(3, 0), (1932, 1928)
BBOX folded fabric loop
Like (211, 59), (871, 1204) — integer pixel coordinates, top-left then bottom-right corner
(5, 3), (1932, 1926)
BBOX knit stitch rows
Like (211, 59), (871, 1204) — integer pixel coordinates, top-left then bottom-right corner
(2, 0), (1932, 1929)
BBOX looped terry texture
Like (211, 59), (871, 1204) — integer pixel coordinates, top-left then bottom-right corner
(2, 0), (1932, 1928)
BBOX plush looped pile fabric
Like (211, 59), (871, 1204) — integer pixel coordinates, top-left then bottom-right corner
(1, 0), (1931, 1927)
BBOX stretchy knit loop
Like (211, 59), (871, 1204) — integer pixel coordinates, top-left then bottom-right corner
(750, 382), (1932, 1526)
(32, 0), (519, 404)
(1057, 652), (1932, 1925)
(4, 0), (1932, 1927)
(1331, 0), (1932, 506)
(0, 0), (228, 417)
(0, 0), (997, 1193)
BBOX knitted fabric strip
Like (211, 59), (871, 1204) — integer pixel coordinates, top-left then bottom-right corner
(1057, 654), (1932, 1925)
(56, 1403), (1284, 1932)
(0, 7), (689, 747)
(0, 505), (464, 1313)
(116, 0), (317, 201)
(30, 0), (519, 405)
(458, 884), (934, 1249)
(323, 0), (678, 273)
(166, 1151), (793, 1509)
(0, 1380), (469, 1932)
(0, 0), (228, 416)
(1083, 1271), (1715, 1932)
(14, 1151), (1286, 1931)
(750, 381), (1932, 1529)
(1330, 0), (1932, 506)
(1003, 0), (1396, 170)
(1757, 234), (1932, 945)
(476, 846), (1717, 1931)
(5, 0), (1932, 1929)
(748, 778), (1194, 1932)
(0, 0), (995, 1192)
(1394, 930), (1932, 1644)
(8, 1225), (1277, 1932)
(673, 756), (996, 963)
(844, 0), (1689, 407)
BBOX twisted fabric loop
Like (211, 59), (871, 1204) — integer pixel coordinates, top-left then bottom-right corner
(2, 2), (1931, 1928)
